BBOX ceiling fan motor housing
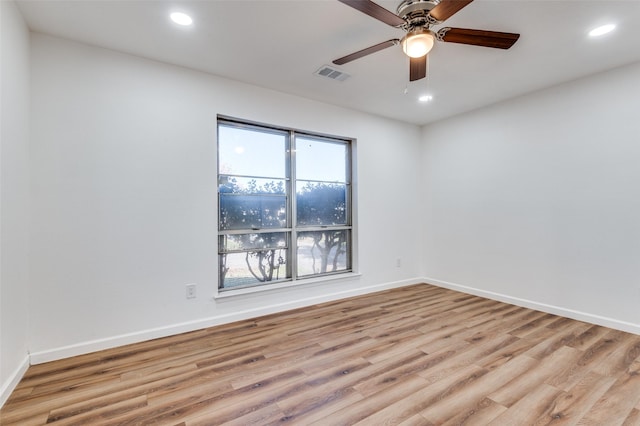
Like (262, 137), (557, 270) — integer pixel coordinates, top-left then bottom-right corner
(397, 0), (439, 29)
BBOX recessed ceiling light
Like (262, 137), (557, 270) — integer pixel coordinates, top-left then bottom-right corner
(589, 24), (616, 37)
(170, 12), (193, 26)
(418, 94), (433, 102)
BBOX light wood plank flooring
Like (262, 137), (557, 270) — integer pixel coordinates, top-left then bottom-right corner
(3, 284), (640, 425)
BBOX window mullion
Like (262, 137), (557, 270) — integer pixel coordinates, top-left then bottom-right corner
(289, 130), (297, 281)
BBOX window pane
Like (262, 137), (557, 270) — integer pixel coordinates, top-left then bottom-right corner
(296, 182), (346, 226)
(219, 250), (289, 289)
(297, 230), (349, 277)
(219, 125), (286, 178)
(219, 177), (286, 195)
(296, 138), (346, 182)
(219, 233), (287, 253)
(220, 194), (286, 230)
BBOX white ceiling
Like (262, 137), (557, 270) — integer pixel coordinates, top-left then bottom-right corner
(16, 0), (640, 125)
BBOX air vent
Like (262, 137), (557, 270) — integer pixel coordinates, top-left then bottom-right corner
(315, 65), (351, 82)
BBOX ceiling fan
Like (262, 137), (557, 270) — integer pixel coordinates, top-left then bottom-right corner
(333, 0), (520, 81)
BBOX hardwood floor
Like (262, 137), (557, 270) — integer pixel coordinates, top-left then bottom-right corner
(3, 283), (640, 425)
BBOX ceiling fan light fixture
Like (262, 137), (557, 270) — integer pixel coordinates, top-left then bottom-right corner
(402, 29), (435, 58)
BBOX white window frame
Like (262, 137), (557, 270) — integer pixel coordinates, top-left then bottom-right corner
(216, 116), (358, 297)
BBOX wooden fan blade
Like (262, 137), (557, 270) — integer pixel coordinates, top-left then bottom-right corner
(428, 0), (474, 22)
(337, 0), (405, 27)
(333, 39), (399, 65)
(409, 55), (427, 82)
(438, 28), (520, 49)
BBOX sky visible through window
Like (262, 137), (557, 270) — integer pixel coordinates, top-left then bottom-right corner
(219, 125), (347, 184)
(219, 126), (285, 178)
(296, 137), (346, 183)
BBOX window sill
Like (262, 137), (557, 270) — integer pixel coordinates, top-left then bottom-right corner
(213, 272), (362, 299)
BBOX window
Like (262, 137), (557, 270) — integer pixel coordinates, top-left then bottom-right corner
(217, 118), (353, 291)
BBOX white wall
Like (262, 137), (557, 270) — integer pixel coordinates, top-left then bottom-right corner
(28, 34), (423, 362)
(0, 0), (31, 406)
(421, 61), (640, 332)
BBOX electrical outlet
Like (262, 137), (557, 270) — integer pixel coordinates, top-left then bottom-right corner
(396, 258), (401, 268)
(186, 283), (196, 299)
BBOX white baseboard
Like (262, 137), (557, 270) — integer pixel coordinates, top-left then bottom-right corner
(1, 355), (29, 408)
(29, 278), (423, 365)
(424, 277), (640, 335)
